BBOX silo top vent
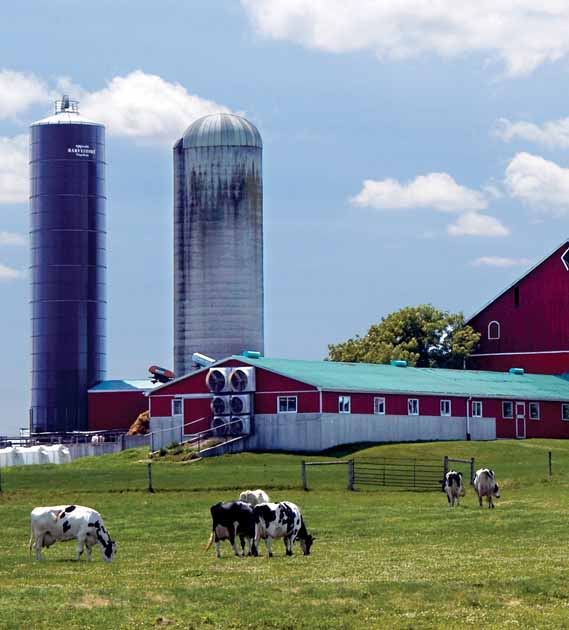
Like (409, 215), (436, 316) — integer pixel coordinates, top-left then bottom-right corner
(182, 112), (262, 149)
(55, 95), (79, 114)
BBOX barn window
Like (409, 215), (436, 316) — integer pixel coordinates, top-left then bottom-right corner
(488, 321), (500, 340)
(277, 396), (297, 413)
(408, 399), (419, 416)
(502, 401), (513, 419)
(529, 402), (540, 420)
(172, 399), (183, 416)
(339, 396), (351, 414)
(562, 404), (569, 421)
(440, 400), (451, 416)
(472, 401), (483, 418)
(374, 397), (386, 414)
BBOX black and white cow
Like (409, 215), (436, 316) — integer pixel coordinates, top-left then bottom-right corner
(206, 501), (258, 558)
(29, 505), (116, 562)
(473, 468), (501, 508)
(253, 501), (314, 557)
(442, 470), (465, 507)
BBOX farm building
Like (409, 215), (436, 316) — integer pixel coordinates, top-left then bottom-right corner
(88, 379), (160, 432)
(467, 239), (569, 375)
(148, 355), (569, 452)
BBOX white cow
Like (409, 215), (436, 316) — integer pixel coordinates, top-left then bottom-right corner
(239, 489), (271, 506)
(473, 468), (501, 509)
(442, 470), (465, 507)
(91, 434), (105, 445)
(29, 505), (116, 562)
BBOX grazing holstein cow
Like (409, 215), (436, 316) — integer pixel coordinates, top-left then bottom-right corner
(206, 501), (258, 558)
(29, 505), (116, 562)
(253, 501), (314, 558)
(442, 470), (466, 508)
(473, 468), (501, 509)
(239, 489), (271, 506)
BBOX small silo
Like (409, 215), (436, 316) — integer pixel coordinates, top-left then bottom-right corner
(29, 97), (106, 432)
(173, 113), (264, 375)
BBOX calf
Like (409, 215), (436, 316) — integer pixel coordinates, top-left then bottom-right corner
(206, 501), (258, 558)
(29, 505), (116, 562)
(239, 489), (271, 506)
(442, 471), (465, 508)
(473, 468), (501, 508)
(254, 501), (314, 558)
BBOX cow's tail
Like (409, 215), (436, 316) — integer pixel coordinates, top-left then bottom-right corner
(205, 532), (214, 552)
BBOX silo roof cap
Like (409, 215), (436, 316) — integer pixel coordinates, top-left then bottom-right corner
(182, 112), (262, 149)
(31, 97), (102, 127)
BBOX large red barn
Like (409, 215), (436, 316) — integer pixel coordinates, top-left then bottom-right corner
(467, 239), (569, 375)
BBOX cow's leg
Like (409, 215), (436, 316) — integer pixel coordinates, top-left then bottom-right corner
(447, 494), (451, 506)
(489, 496), (494, 509)
(478, 494), (483, 507)
(230, 525), (240, 557)
(34, 537), (43, 561)
(85, 544), (93, 561)
(76, 538), (85, 561)
(215, 539), (221, 559)
(264, 537), (273, 558)
(284, 536), (293, 556)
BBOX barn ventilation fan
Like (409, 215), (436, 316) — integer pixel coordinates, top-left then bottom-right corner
(206, 368), (231, 393)
(211, 416), (229, 437)
(230, 415), (251, 436)
(211, 396), (230, 415)
(230, 395), (251, 415)
(229, 367), (255, 392)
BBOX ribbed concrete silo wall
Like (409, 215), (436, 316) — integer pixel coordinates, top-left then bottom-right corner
(174, 143), (263, 375)
(30, 118), (106, 432)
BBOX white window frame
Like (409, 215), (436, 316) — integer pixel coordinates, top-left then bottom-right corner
(277, 396), (298, 413)
(440, 399), (451, 417)
(374, 397), (386, 415)
(472, 401), (483, 418)
(488, 320), (500, 340)
(502, 401), (513, 419)
(339, 396), (351, 414)
(408, 398), (419, 416)
(172, 398), (183, 417)
(562, 404), (569, 421)
(529, 402), (540, 421)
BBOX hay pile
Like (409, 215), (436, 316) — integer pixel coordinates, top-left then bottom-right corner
(127, 410), (150, 435)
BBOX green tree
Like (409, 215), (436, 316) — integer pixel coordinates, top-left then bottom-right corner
(327, 304), (480, 369)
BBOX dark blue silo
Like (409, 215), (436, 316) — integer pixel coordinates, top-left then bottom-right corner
(30, 98), (106, 433)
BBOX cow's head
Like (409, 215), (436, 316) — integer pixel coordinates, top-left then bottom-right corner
(300, 534), (314, 556)
(493, 483), (501, 498)
(97, 525), (117, 562)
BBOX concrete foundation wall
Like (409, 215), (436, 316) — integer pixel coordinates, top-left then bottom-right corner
(149, 416), (184, 451)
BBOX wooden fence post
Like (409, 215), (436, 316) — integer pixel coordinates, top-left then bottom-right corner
(443, 456), (449, 477)
(548, 451), (552, 477)
(301, 460), (307, 491)
(347, 460), (354, 491)
(147, 462), (154, 493)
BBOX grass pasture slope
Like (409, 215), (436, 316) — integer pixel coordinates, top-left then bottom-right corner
(1, 440), (569, 628)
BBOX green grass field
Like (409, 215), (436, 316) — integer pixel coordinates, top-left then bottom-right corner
(1, 439), (569, 629)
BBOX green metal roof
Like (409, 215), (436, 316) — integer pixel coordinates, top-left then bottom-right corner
(234, 356), (569, 402)
(89, 379), (159, 392)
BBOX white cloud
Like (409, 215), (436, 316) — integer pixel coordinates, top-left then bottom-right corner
(0, 135), (28, 204)
(497, 117), (569, 149)
(241, 1), (569, 77)
(447, 212), (510, 237)
(0, 232), (26, 246)
(350, 172), (487, 212)
(81, 71), (230, 144)
(471, 256), (532, 267)
(0, 263), (24, 281)
(0, 70), (49, 119)
(505, 152), (569, 213)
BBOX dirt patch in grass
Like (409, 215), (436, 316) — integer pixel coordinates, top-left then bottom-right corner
(76, 594), (112, 609)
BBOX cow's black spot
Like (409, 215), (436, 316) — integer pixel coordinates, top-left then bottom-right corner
(62, 521), (71, 533)
(88, 522), (97, 528)
(64, 505), (76, 513)
(256, 504), (277, 525)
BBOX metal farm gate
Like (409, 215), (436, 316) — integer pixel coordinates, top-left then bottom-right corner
(353, 457), (444, 490)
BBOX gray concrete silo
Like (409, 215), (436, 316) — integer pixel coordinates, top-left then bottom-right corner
(173, 113), (264, 375)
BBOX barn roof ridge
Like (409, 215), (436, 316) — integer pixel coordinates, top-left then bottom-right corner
(465, 237), (569, 324)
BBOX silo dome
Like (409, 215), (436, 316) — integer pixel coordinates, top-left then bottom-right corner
(182, 113), (262, 149)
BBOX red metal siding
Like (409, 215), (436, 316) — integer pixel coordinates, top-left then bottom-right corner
(88, 391), (149, 431)
(468, 352), (569, 375)
(468, 242), (569, 374)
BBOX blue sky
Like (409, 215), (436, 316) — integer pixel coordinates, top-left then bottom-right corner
(1, 1), (569, 434)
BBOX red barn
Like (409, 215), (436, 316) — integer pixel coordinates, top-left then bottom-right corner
(467, 239), (569, 375)
(148, 356), (569, 452)
(88, 380), (159, 432)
